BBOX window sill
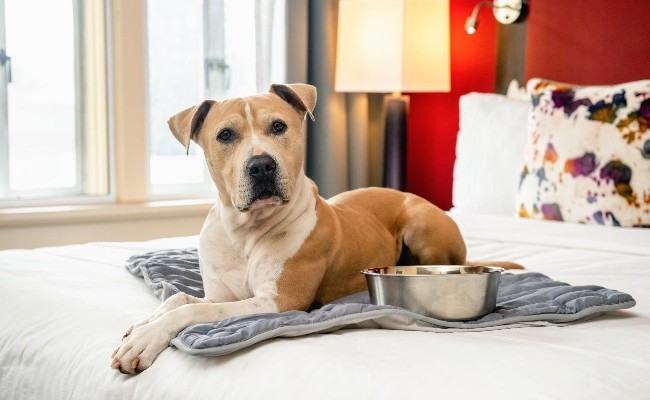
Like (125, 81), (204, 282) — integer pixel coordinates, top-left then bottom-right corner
(0, 199), (215, 228)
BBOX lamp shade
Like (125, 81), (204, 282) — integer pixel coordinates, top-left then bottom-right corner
(335, 0), (450, 93)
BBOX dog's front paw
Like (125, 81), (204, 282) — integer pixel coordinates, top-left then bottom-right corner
(122, 317), (150, 340)
(111, 320), (172, 374)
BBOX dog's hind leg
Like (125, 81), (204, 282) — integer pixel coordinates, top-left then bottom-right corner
(398, 195), (524, 270)
(398, 195), (467, 266)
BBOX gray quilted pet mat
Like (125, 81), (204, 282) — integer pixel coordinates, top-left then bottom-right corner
(126, 249), (636, 356)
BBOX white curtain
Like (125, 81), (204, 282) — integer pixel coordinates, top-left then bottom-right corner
(254, 0), (287, 92)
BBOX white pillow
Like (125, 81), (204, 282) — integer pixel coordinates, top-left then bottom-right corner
(506, 79), (528, 101)
(452, 93), (529, 215)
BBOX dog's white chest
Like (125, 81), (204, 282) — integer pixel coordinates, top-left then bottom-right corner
(198, 193), (317, 302)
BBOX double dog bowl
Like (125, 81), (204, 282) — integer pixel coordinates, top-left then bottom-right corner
(362, 265), (503, 321)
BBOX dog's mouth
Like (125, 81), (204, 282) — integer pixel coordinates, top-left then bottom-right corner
(240, 186), (288, 212)
(247, 195), (283, 211)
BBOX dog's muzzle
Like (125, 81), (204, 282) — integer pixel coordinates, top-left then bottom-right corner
(244, 154), (284, 208)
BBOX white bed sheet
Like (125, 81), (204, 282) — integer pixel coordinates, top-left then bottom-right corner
(1, 213), (649, 400)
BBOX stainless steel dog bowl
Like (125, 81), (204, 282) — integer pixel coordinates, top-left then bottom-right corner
(362, 265), (503, 321)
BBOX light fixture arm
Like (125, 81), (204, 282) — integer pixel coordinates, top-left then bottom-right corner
(465, 1), (493, 34)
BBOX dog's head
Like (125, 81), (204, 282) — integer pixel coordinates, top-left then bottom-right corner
(167, 84), (317, 212)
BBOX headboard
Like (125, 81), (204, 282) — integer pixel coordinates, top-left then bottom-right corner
(524, 0), (650, 85)
(408, 0), (649, 210)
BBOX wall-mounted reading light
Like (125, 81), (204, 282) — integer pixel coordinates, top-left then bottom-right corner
(465, 0), (523, 35)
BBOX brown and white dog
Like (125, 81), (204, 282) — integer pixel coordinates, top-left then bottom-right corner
(111, 83), (522, 374)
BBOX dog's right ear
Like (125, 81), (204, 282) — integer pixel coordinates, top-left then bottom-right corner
(167, 100), (216, 154)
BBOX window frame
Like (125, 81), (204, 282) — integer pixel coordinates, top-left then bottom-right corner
(98, 0), (219, 206)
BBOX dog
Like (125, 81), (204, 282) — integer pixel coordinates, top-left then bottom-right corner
(111, 83), (522, 374)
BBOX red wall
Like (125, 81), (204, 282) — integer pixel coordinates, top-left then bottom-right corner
(406, 0), (496, 210)
(525, 0), (650, 85)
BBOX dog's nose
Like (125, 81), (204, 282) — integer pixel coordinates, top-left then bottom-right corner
(247, 154), (277, 181)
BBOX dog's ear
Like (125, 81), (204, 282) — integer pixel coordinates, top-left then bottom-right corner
(167, 100), (216, 154)
(270, 83), (317, 121)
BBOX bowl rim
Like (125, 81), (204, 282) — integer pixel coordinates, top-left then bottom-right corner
(361, 265), (504, 277)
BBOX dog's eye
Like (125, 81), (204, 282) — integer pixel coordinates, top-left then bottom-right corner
(216, 129), (234, 143)
(271, 120), (287, 135)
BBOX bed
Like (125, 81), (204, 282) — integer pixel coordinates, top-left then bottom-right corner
(2, 80), (650, 398)
(3, 2), (650, 396)
(0, 210), (649, 399)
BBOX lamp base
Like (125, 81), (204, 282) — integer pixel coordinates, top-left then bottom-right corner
(383, 94), (409, 191)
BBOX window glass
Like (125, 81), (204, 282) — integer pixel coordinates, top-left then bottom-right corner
(147, 0), (206, 189)
(0, 0), (108, 203)
(1, 0), (77, 196)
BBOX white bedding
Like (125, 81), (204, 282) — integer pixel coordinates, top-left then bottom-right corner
(1, 213), (649, 399)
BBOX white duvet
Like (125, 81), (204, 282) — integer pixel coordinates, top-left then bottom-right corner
(1, 212), (649, 400)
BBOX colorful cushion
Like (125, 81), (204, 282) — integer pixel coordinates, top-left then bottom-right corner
(517, 79), (650, 227)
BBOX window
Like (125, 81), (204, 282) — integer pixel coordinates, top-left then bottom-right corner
(0, 0), (108, 205)
(146, 0), (286, 197)
(0, 0), (287, 206)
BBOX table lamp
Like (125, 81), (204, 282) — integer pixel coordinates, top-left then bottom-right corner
(335, 0), (450, 191)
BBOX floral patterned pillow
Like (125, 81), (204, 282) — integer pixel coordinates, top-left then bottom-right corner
(517, 79), (650, 227)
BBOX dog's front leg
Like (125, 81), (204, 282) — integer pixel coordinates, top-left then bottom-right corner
(122, 278), (237, 339)
(122, 292), (211, 339)
(111, 295), (277, 374)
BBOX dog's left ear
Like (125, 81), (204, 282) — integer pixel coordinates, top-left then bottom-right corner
(270, 83), (317, 121)
(167, 100), (216, 154)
